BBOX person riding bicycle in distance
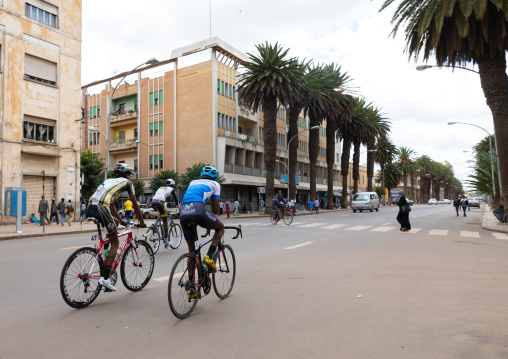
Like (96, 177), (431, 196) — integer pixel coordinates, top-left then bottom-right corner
(273, 190), (287, 221)
(151, 178), (179, 248)
(85, 163), (146, 291)
(180, 166), (224, 276)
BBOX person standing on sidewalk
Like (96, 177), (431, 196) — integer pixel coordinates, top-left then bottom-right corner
(219, 200), (224, 216)
(81, 202), (87, 221)
(314, 198), (320, 214)
(290, 198), (296, 216)
(453, 195), (461, 217)
(50, 198), (59, 225)
(460, 196), (469, 217)
(308, 199), (314, 215)
(124, 198), (133, 220)
(225, 200), (231, 218)
(233, 199), (240, 217)
(66, 200), (74, 226)
(38, 196), (49, 226)
(56, 198), (66, 226)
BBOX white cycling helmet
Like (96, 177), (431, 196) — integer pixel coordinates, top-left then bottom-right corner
(166, 178), (175, 187)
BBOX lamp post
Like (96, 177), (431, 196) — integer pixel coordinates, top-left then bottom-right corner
(88, 126), (108, 179)
(106, 58), (159, 181)
(448, 121), (497, 201)
(286, 125), (319, 200)
(416, 64), (479, 74)
(276, 160), (289, 198)
(349, 149), (375, 205)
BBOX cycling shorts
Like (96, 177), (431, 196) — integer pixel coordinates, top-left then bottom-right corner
(179, 202), (218, 241)
(86, 204), (117, 236)
(151, 201), (168, 218)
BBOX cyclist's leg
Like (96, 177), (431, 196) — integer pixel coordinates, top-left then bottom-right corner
(97, 205), (119, 290)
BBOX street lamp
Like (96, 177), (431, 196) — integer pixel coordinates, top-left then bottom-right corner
(349, 149), (375, 204)
(106, 58), (159, 181)
(416, 64), (479, 74)
(448, 121), (497, 201)
(286, 125), (319, 199)
(276, 160), (289, 198)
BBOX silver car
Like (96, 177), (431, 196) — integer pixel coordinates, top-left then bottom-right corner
(428, 198), (437, 205)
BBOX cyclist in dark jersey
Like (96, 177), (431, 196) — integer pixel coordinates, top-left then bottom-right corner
(180, 166), (224, 277)
(86, 163), (146, 291)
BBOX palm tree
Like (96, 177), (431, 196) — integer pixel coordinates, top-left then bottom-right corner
(366, 108), (390, 192)
(415, 155), (435, 202)
(382, 162), (402, 202)
(375, 138), (397, 202)
(381, 0), (508, 207)
(238, 42), (302, 209)
(396, 146), (416, 193)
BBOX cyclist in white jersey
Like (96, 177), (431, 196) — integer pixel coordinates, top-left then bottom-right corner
(151, 178), (179, 248)
(180, 166), (224, 278)
(85, 163), (146, 291)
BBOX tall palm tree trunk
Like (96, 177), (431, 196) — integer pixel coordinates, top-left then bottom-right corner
(478, 54), (508, 208)
(380, 163), (386, 202)
(288, 104), (302, 200)
(366, 139), (375, 191)
(352, 140), (360, 194)
(309, 110), (320, 202)
(410, 173), (414, 200)
(326, 118), (337, 209)
(263, 96), (278, 210)
(340, 137), (352, 209)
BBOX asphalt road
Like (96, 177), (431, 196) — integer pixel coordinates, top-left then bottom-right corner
(1, 204), (507, 359)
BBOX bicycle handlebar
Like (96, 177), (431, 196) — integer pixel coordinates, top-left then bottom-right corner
(224, 225), (242, 239)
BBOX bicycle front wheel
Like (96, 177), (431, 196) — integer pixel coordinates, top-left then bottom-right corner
(146, 226), (161, 254)
(213, 244), (236, 299)
(120, 240), (154, 291)
(283, 210), (293, 225)
(169, 223), (182, 249)
(168, 253), (199, 319)
(270, 211), (278, 224)
(60, 247), (103, 309)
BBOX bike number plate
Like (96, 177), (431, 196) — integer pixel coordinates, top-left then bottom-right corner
(90, 234), (99, 244)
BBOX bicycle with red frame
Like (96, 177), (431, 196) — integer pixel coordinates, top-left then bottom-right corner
(60, 219), (155, 309)
(270, 204), (293, 225)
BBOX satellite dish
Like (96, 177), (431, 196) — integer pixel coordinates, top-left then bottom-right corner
(225, 131), (230, 137)
(240, 134), (247, 140)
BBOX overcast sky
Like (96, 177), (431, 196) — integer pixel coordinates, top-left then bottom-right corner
(82, 0), (497, 189)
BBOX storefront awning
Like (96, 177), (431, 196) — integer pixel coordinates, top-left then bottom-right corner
(222, 173), (266, 187)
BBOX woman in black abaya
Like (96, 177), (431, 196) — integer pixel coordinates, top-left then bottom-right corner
(396, 190), (411, 231)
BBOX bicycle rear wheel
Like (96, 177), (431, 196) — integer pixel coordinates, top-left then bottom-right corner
(213, 244), (236, 299)
(169, 223), (182, 249)
(120, 240), (154, 291)
(168, 253), (199, 319)
(146, 226), (161, 254)
(282, 209), (293, 225)
(60, 247), (103, 309)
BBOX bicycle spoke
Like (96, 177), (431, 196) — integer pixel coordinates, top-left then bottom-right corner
(120, 241), (154, 291)
(213, 244), (236, 299)
(168, 254), (199, 319)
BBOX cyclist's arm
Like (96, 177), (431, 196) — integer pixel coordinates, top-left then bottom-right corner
(210, 198), (220, 215)
(130, 194), (145, 226)
(110, 203), (122, 223)
(171, 191), (180, 207)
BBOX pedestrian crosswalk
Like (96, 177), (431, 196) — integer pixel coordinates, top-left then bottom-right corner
(236, 221), (506, 240)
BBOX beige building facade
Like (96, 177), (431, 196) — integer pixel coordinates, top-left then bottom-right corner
(0, 1), (82, 224)
(82, 38), (343, 210)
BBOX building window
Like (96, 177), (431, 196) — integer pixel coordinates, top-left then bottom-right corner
(149, 155), (153, 170)
(217, 113), (221, 128)
(24, 54), (57, 86)
(26, 3), (58, 28)
(217, 79), (220, 94)
(119, 131), (125, 143)
(149, 122), (153, 136)
(134, 128), (138, 140)
(159, 154), (164, 169)
(134, 159), (138, 172)
(23, 121), (55, 143)
(154, 122), (159, 136)
(154, 155), (159, 169)
(233, 118), (236, 132)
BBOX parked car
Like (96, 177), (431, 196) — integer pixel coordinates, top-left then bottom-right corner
(468, 199), (481, 208)
(437, 199), (446, 205)
(428, 198), (437, 205)
(118, 204), (158, 219)
(443, 199), (452, 204)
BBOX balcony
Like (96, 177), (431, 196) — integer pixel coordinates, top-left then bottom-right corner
(111, 108), (138, 125)
(109, 138), (138, 152)
(237, 100), (258, 123)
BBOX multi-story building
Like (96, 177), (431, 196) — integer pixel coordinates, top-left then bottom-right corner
(0, 1), (82, 224)
(81, 38), (343, 210)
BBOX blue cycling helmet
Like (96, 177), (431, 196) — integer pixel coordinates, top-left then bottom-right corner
(201, 166), (219, 180)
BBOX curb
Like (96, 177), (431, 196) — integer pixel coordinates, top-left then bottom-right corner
(0, 228), (98, 241)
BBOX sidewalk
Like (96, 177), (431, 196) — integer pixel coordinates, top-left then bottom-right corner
(482, 204), (508, 233)
(0, 207), (349, 240)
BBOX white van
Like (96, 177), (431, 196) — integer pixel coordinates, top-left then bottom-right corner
(351, 192), (380, 213)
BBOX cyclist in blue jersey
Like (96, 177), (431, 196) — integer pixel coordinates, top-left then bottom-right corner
(180, 166), (224, 281)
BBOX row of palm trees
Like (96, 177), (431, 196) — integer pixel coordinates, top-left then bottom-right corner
(238, 43), (391, 209)
(465, 135), (499, 201)
(376, 139), (463, 203)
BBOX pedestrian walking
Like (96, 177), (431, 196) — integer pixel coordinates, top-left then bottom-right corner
(56, 198), (66, 226)
(38, 195), (49, 226)
(124, 198), (133, 220)
(225, 200), (231, 218)
(233, 199), (240, 217)
(453, 195), (461, 217)
(219, 200), (224, 216)
(461, 196), (469, 217)
(314, 199), (320, 214)
(66, 200), (74, 226)
(81, 202), (86, 221)
(396, 190), (411, 231)
(308, 199), (314, 215)
(290, 198), (296, 216)
(50, 198), (60, 225)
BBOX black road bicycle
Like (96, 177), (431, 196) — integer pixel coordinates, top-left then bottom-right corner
(144, 213), (182, 254)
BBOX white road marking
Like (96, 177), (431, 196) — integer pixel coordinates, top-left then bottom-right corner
(285, 241), (312, 250)
(297, 223), (327, 228)
(492, 233), (508, 240)
(290, 222), (306, 226)
(371, 226), (395, 232)
(154, 276), (169, 282)
(461, 231), (480, 238)
(429, 229), (449, 236)
(400, 228), (422, 233)
(345, 226), (372, 231)
(381, 222), (391, 225)
(321, 224), (347, 229)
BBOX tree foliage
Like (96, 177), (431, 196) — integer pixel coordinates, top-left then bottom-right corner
(132, 180), (145, 197)
(149, 170), (179, 193)
(81, 150), (105, 201)
(178, 163), (224, 191)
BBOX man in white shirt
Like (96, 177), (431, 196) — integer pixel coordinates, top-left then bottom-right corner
(290, 198), (296, 216)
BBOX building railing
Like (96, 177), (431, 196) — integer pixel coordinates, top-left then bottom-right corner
(111, 108), (138, 123)
(109, 138), (137, 151)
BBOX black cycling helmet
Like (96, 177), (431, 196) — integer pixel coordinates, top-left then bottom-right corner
(114, 163), (134, 178)
(200, 166), (219, 180)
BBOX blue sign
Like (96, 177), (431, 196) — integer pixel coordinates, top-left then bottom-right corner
(281, 175), (299, 185)
(4, 188), (27, 217)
